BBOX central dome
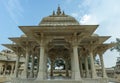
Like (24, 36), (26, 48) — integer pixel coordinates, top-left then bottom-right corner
(39, 7), (79, 26)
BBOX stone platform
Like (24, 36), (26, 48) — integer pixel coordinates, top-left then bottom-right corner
(0, 76), (7, 82)
(11, 78), (108, 83)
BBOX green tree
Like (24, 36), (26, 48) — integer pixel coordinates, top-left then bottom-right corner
(111, 38), (120, 55)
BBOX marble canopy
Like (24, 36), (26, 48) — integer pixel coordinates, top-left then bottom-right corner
(2, 6), (116, 83)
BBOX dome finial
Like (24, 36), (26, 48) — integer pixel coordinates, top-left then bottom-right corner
(52, 10), (55, 16)
(62, 11), (65, 15)
(57, 5), (61, 15)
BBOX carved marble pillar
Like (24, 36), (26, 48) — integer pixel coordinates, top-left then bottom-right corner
(43, 52), (47, 79)
(89, 50), (97, 78)
(99, 53), (107, 78)
(32, 54), (35, 78)
(3, 64), (6, 75)
(21, 47), (29, 78)
(14, 54), (20, 78)
(0, 67), (1, 75)
(29, 54), (34, 78)
(1, 66), (3, 75)
(50, 59), (54, 77)
(10, 64), (14, 76)
(72, 44), (81, 80)
(79, 57), (83, 78)
(85, 55), (89, 78)
(65, 59), (69, 77)
(37, 43), (45, 79)
(71, 52), (75, 79)
(36, 52), (39, 78)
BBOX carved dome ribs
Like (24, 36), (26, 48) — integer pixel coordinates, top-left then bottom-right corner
(39, 16), (79, 26)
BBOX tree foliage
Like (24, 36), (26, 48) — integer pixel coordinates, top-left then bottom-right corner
(111, 38), (120, 55)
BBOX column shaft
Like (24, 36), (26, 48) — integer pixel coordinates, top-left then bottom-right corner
(71, 52), (75, 79)
(79, 58), (83, 78)
(30, 54), (34, 78)
(37, 45), (45, 79)
(65, 60), (69, 77)
(85, 56), (89, 78)
(3, 64), (6, 75)
(73, 45), (81, 80)
(99, 54), (107, 78)
(21, 48), (29, 78)
(1, 66), (3, 75)
(50, 60), (53, 77)
(10, 64), (14, 76)
(44, 53), (47, 78)
(14, 55), (20, 78)
(90, 51), (97, 78)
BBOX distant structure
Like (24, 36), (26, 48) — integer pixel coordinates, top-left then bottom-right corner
(2, 6), (116, 83)
(115, 57), (120, 74)
(106, 67), (115, 78)
(114, 57), (120, 81)
(0, 49), (16, 76)
(0, 49), (24, 76)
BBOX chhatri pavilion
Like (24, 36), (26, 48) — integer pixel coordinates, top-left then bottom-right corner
(2, 7), (115, 83)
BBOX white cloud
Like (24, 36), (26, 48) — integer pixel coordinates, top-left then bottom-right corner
(80, 14), (98, 24)
(70, 0), (120, 39)
(84, 0), (120, 67)
(80, 14), (89, 24)
(65, 0), (120, 67)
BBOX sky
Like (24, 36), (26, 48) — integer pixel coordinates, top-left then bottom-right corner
(0, 0), (120, 68)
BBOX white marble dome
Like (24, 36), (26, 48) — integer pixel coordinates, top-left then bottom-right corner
(39, 7), (79, 26)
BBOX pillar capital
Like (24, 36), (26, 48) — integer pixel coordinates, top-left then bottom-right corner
(65, 32), (83, 47)
(72, 42), (79, 47)
(40, 39), (50, 49)
(87, 44), (97, 53)
(97, 46), (108, 55)
(98, 51), (103, 56)
(40, 42), (45, 47)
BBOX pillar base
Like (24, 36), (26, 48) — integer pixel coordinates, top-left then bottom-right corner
(91, 75), (97, 79)
(21, 71), (27, 79)
(36, 72), (45, 80)
(74, 72), (81, 80)
(103, 75), (108, 79)
(71, 72), (74, 79)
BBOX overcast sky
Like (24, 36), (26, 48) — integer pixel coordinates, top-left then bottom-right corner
(0, 0), (120, 67)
